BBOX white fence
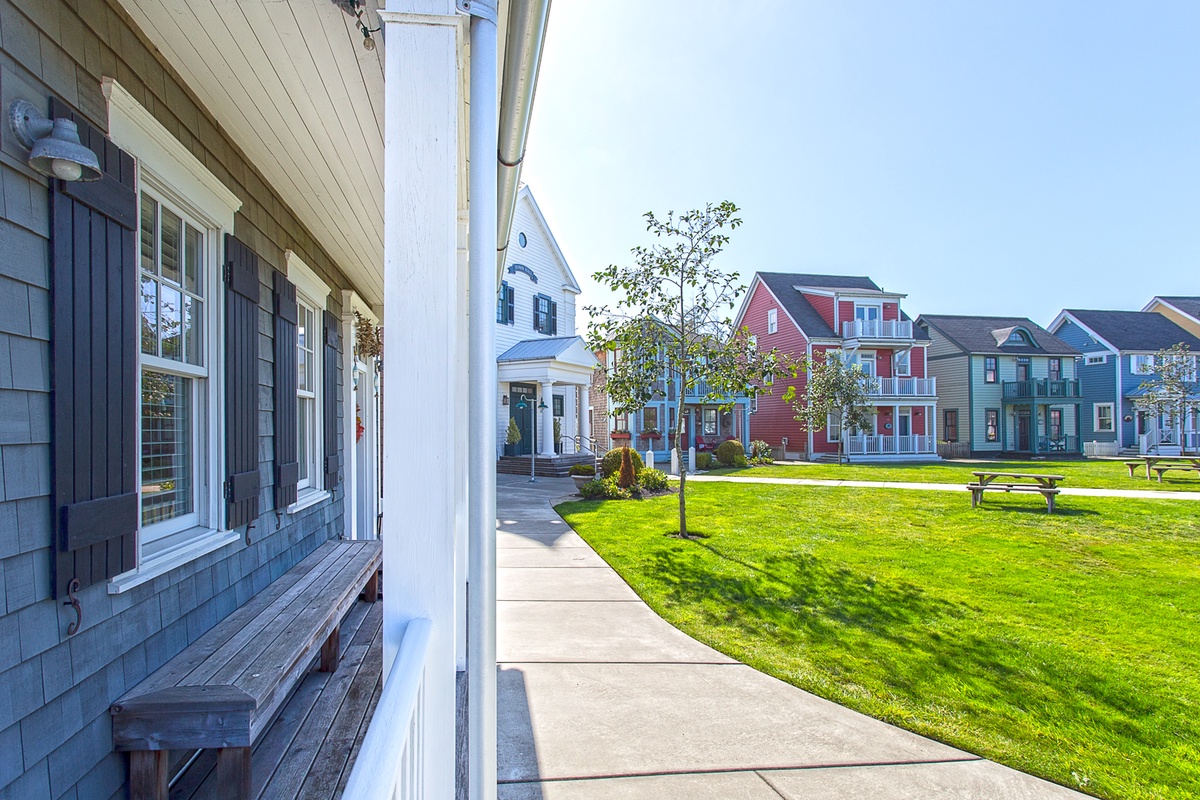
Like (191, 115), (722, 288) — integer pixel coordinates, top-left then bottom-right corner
(1083, 441), (1119, 457)
(342, 618), (432, 800)
(842, 319), (913, 339)
(845, 434), (936, 455)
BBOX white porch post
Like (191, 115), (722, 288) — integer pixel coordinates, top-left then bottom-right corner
(540, 381), (555, 455)
(379, 4), (460, 795)
(579, 386), (590, 445)
(341, 300), (358, 540)
(467, 4), (499, 799)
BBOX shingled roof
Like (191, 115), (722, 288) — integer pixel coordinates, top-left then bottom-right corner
(917, 315), (1079, 356)
(754, 272), (928, 340)
(1064, 310), (1200, 352)
(1155, 296), (1200, 321)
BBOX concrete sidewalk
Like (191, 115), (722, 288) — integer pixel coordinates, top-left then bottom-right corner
(685, 472), (1200, 500)
(495, 474), (1085, 799)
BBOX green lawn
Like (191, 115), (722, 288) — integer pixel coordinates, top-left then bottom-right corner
(557, 484), (1200, 799)
(706, 457), (1200, 491)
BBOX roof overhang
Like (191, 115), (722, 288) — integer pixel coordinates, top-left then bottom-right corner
(497, 336), (598, 384)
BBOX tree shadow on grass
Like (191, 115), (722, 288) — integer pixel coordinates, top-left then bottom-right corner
(970, 501), (1099, 518)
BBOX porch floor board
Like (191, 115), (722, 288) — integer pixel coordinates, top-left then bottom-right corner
(172, 598), (383, 800)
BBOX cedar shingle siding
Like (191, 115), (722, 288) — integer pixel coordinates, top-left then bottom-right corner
(0, 1), (349, 796)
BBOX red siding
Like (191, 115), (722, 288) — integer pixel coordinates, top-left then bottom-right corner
(744, 281), (809, 454)
(875, 349), (893, 379)
(913, 408), (927, 435)
(911, 346), (926, 379)
(837, 300), (855, 334)
(883, 302), (899, 321)
(802, 293), (835, 331)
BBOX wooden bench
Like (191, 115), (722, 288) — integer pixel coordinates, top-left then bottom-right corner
(111, 540), (382, 800)
(1124, 461), (1145, 478)
(1150, 465), (1200, 483)
(967, 471), (1064, 514)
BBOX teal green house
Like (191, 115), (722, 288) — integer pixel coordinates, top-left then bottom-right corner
(916, 315), (1083, 456)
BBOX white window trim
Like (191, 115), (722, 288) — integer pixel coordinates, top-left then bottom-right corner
(1130, 354), (1155, 374)
(894, 350), (911, 376)
(1094, 403), (1115, 432)
(288, 251), (331, 507)
(767, 308), (778, 335)
(105, 84), (240, 591)
(1086, 354), (1108, 365)
(826, 412), (841, 442)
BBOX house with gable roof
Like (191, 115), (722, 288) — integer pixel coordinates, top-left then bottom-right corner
(917, 315), (1082, 457)
(734, 272), (938, 460)
(1143, 296), (1200, 339)
(1050, 309), (1200, 454)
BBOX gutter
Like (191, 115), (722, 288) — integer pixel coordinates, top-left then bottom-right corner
(496, 0), (552, 281)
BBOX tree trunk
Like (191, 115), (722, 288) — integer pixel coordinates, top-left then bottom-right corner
(675, 394), (689, 538)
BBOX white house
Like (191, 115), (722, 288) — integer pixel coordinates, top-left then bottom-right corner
(495, 186), (597, 461)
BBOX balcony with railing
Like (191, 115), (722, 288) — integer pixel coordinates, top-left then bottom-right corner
(864, 376), (936, 398)
(841, 318), (914, 340)
(1001, 379), (1082, 402)
(844, 434), (936, 456)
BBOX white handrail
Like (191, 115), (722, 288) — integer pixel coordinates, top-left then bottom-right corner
(342, 617), (433, 800)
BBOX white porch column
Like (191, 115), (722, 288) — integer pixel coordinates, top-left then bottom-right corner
(579, 386), (590, 445)
(340, 300), (358, 540)
(379, 5), (460, 796)
(540, 381), (555, 455)
(467, 6), (499, 799)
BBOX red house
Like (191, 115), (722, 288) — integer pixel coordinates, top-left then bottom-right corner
(736, 273), (939, 460)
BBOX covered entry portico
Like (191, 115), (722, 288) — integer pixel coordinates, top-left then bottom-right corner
(498, 336), (600, 458)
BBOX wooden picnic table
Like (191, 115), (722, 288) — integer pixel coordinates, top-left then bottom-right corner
(1124, 455), (1200, 482)
(967, 471), (1066, 513)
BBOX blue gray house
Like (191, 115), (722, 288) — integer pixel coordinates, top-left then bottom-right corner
(1049, 310), (1200, 454)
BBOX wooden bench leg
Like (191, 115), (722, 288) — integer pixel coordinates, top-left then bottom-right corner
(970, 489), (981, 508)
(320, 625), (340, 673)
(129, 750), (168, 800)
(363, 569), (380, 603)
(217, 746), (252, 800)
(1046, 493), (1055, 514)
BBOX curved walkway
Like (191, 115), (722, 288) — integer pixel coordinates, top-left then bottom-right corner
(495, 474), (1084, 799)
(685, 473), (1200, 500)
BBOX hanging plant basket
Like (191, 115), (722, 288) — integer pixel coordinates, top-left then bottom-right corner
(355, 311), (383, 359)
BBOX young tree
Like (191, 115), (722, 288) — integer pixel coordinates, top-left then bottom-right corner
(1133, 343), (1200, 454)
(783, 351), (878, 464)
(587, 202), (784, 538)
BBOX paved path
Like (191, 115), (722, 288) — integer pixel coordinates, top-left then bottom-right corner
(495, 474), (1085, 799)
(685, 473), (1200, 500)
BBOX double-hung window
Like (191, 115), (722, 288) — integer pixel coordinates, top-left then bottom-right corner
(984, 356), (998, 383)
(985, 409), (999, 442)
(290, 258), (332, 503)
(1095, 403), (1114, 432)
(826, 413), (842, 442)
(496, 281), (514, 324)
(703, 409), (718, 436)
(1131, 354), (1155, 374)
(1048, 357), (1062, 382)
(139, 193), (213, 550)
(767, 308), (778, 334)
(944, 410), (959, 443)
(533, 294), (557, 335)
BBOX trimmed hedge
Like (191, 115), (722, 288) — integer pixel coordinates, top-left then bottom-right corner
(714, 439), (745, 467)
(568, 463), (595, 476)
(694, 452), (713, 470)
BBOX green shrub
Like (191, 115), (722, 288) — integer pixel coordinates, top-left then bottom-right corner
(618, 447), (637, 488)
(637, 468), (669, 491)
(506, 417), (522, 445)
(714, 439), (745, 467)
(579, 475), (629, 500)
(749, 440), (774, 463)
(600, 447), (644, 478)
(694, 452), (713, 470)
(568, 463), (595, 477)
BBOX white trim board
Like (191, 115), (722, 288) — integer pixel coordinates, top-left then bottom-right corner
(287, 250), (332, 302)
(103, 78), (243, 231)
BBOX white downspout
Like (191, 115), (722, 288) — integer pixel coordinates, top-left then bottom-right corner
(467, 3), (499, 799)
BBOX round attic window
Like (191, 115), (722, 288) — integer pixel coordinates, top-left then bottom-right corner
(518, 232), (527, 248)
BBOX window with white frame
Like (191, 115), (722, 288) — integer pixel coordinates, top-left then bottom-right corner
(1095, 403), (1114, 432)
(139, 192), (214, 549)
(1086, 354), (1107, 365)
(894, 350), (910, 376)
(290, 258), (331, 502)
(826, 413), (842, 442)
(767, 308), (778, 334)
(1130, 354), (1155, 374)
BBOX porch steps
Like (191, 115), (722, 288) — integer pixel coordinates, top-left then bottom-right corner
(497, 454), (594, 478)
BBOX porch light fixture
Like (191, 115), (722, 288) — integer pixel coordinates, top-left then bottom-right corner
(355, 8), (380, 50)
(8, 100), (102, 182)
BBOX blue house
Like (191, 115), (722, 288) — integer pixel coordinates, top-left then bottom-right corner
(1049, 310), (1200, 454)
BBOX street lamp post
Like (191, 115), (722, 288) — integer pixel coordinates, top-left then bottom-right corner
(515, 395), (549, 482)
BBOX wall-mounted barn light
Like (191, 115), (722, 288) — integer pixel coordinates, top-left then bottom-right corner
(8, 100), (101, 182)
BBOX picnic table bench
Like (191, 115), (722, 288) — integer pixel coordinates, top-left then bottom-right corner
(967, 471), (1065, 513)
(1125, 455), (1200, 482)
(111, 539), (382, 800)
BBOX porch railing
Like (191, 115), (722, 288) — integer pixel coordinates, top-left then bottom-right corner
(1002, 379), (1081, 399)
(1138, 427), (1198, 454)
(845, 434), (935, 455)
(842, 319), (913, 339)
(1036, 435), (1079, 453)
(342, 618), (432, 800)
(866, 376), (936, 397)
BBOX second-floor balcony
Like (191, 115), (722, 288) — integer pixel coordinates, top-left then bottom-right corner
(865, 376), (937, 398)
(842, 318), (913, 340)
(1002, 379), (1082, 401)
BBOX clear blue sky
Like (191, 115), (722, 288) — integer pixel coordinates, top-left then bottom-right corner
(520, 1), (1200, 332)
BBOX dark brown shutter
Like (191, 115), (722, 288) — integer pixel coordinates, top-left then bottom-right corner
(272, 270), (299, 509)
(49, 97), (138, 598)
(323, 310), (341, 487)
(505, 285), (514, 324)
(532, 295), (540, 332)
(224, 235), (261, 529)
(550, 301), (558, 335)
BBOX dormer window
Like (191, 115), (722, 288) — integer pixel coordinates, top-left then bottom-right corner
(1000, 328), (1034, 347)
